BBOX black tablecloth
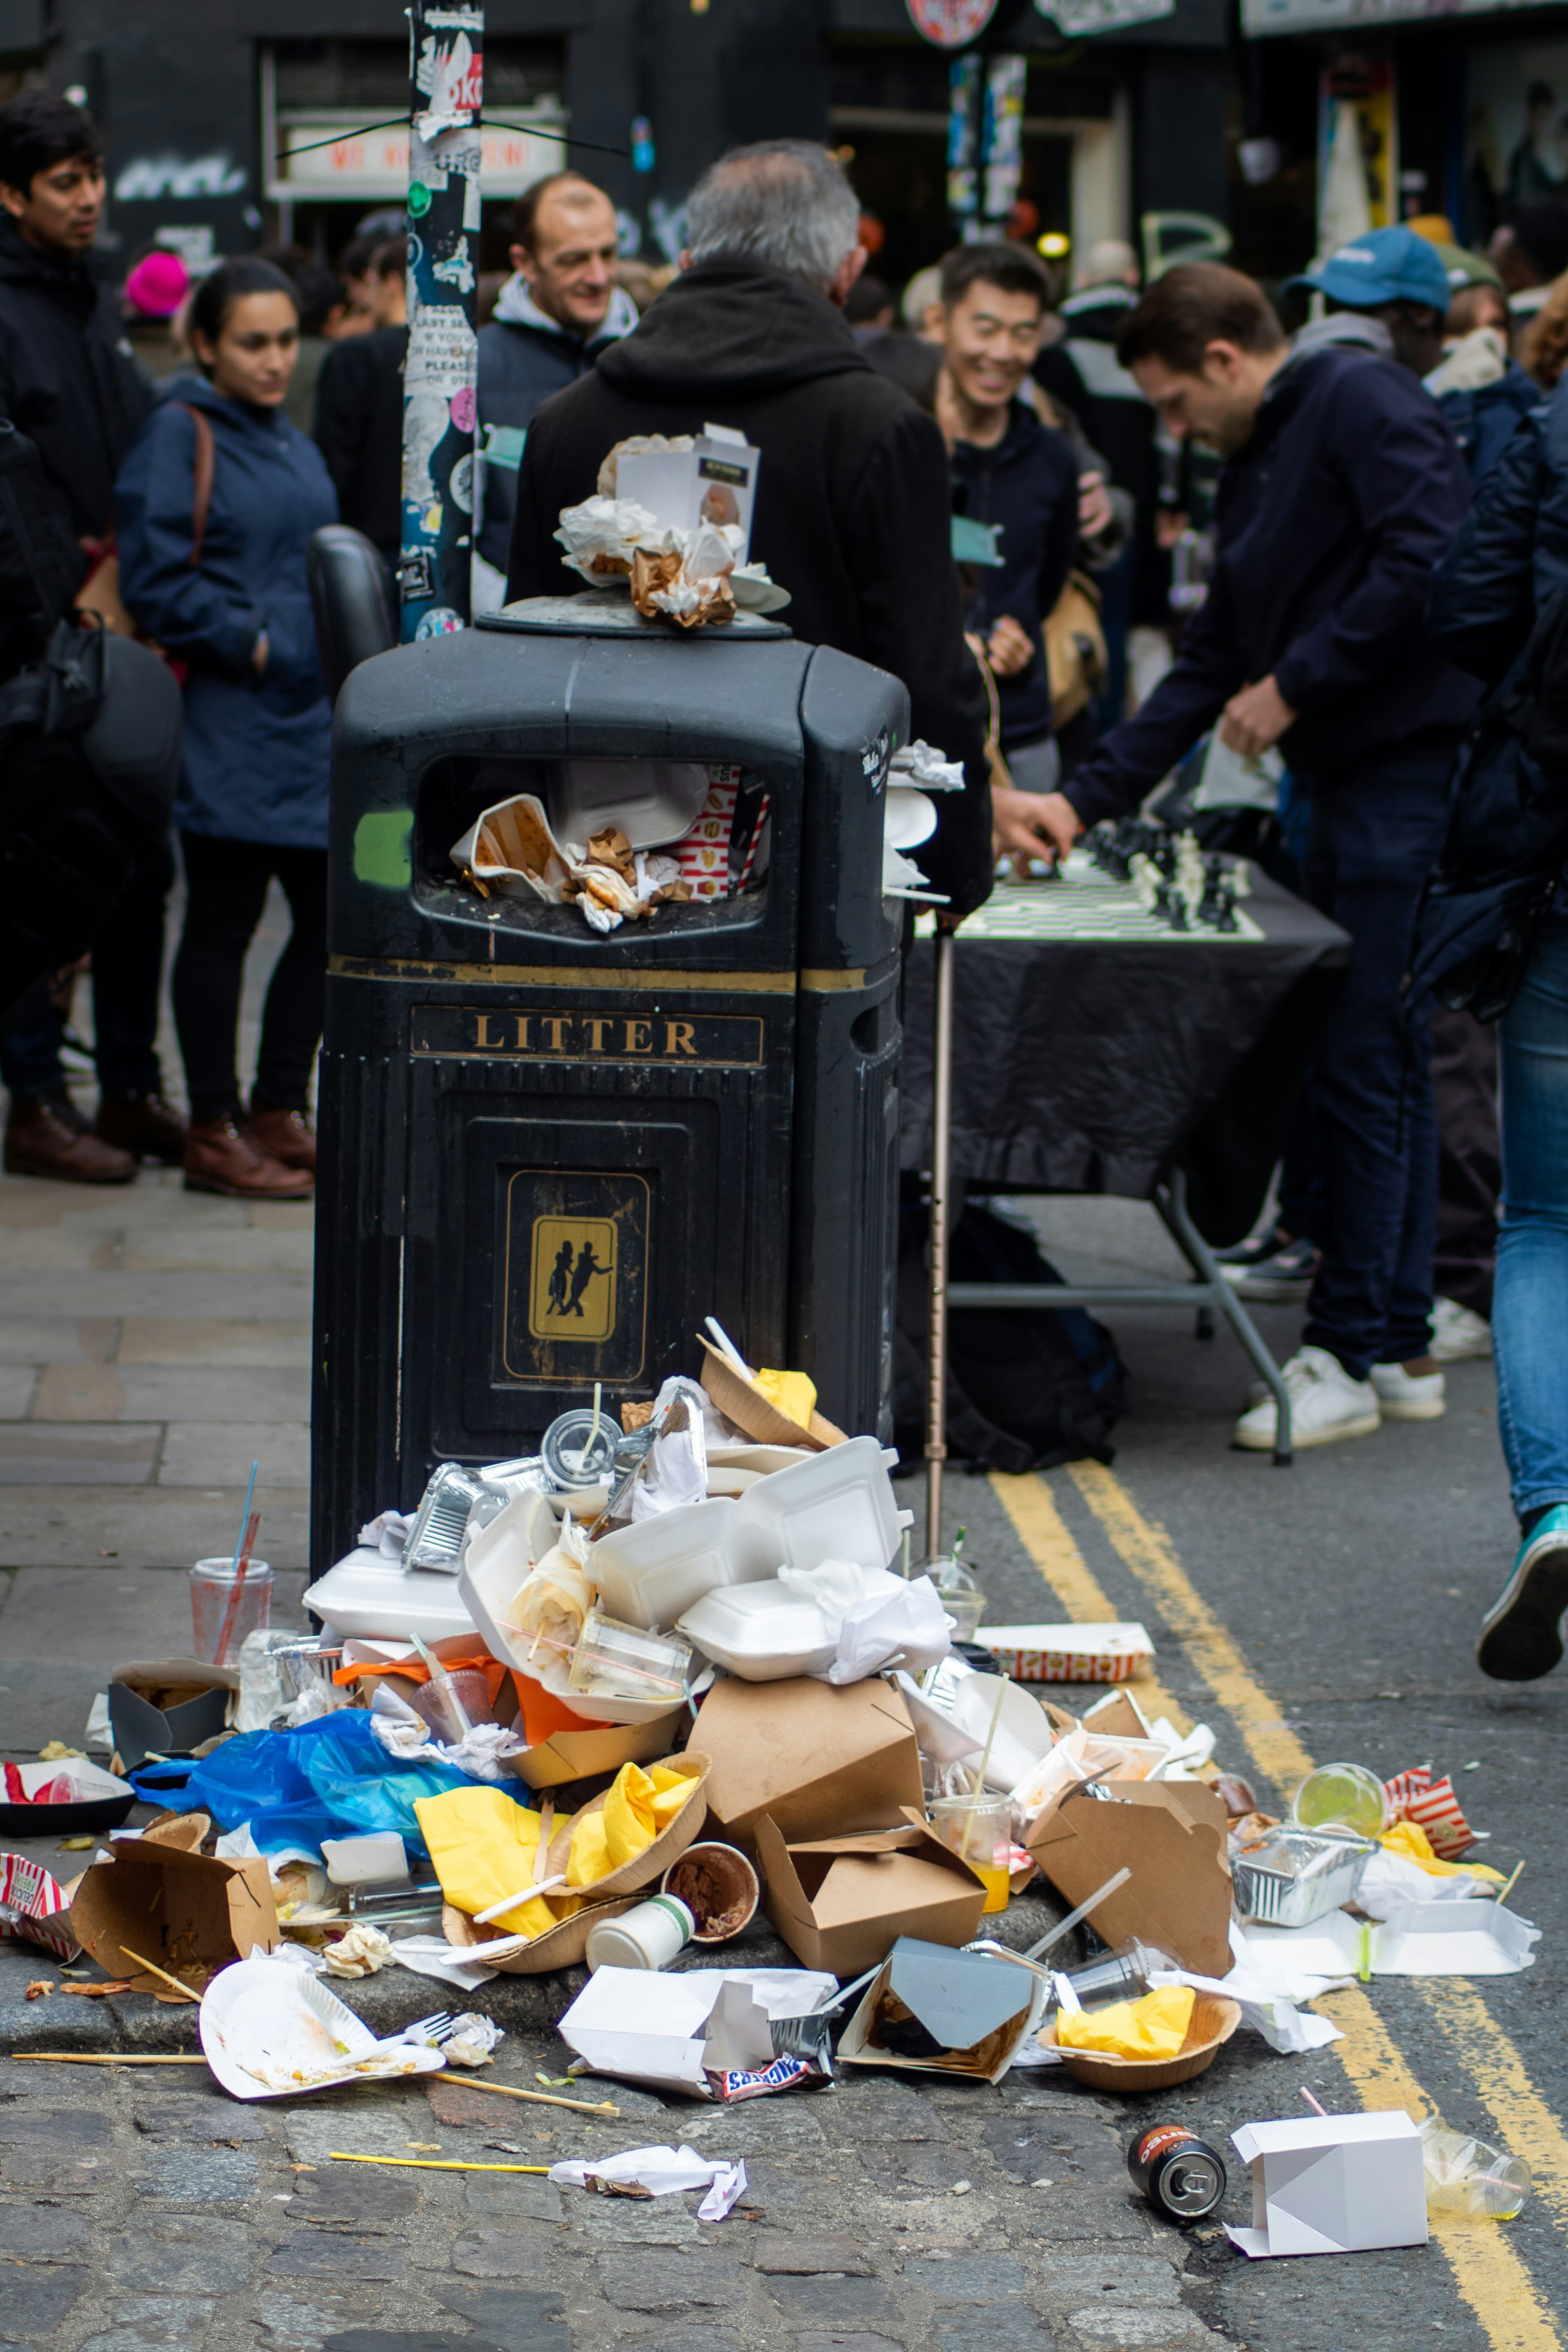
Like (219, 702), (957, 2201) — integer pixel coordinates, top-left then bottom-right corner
(899, 866), (1352, 1248)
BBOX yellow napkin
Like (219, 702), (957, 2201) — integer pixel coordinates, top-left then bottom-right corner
(1057, 1984), (1196, 2060)
(568, 1760), (696, 1888)
(414, 1785), (579, 1937)
(1378, 1819), (1506, 1882)
(754, 1367), (817, 1428)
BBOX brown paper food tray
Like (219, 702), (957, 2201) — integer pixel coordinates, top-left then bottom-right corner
(1040, 1991), (1241, 2091)
(69, 1840), (277, 1996)
(512, 1711), (686, 1791)
(442, 1896), (641, 1975)
(699, 1342), (846, 1451)
(544, 1751), (710, 1898)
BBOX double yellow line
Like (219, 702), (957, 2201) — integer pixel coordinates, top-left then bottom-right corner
(992, 1463), (1563, 2351)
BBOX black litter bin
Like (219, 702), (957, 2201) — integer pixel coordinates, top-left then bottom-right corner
(312, 599), (909, 1565)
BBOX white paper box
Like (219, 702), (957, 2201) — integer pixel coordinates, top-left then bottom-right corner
(557, 1964), (838, 2099)
(1228, 2111), (1428, 2258)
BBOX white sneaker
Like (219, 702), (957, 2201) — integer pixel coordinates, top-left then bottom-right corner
(1233, 1345), (1382, 1451)
(1430, 1296), (1492, 1363)
(1370, 1360), (1446, 1421)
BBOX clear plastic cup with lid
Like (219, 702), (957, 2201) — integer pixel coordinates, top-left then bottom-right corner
(1291, 1761), (1390, 1840)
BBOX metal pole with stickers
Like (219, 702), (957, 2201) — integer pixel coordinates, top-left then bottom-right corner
(399, 0), (484, 643)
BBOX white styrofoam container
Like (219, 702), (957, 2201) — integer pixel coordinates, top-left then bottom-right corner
(461, 1490), (684, 1724)
(676, 1580), (837, 1680)
(585, 1499), (744, 1630)
(725, 1437), (911, 1581)
(302, 1549), (479, 1644)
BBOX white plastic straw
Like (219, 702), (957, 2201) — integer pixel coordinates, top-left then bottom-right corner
(1020, 1866), (1133, 1963)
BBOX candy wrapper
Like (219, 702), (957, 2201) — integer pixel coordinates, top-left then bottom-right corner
(0, 1851), (80, 1963)
(1382, 1766), (1483, 1862)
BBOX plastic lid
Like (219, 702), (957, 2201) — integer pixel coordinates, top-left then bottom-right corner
(479, 592), (792, 641)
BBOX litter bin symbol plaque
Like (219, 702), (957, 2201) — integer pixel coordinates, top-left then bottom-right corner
(502, 1172), (649, 1383)
(529, 1214), (617, 1340)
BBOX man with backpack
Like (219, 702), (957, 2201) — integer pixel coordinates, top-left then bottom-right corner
(0, 91), (183, 1182)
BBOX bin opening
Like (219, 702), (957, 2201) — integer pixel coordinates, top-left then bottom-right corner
(415, 756), (773, 938)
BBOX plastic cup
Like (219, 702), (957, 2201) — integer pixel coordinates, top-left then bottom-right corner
(568, 1605), (691, 1704)
(585, 1893), (695, 1971)
(1291, 1761), (1390, 1840)
(411, 1668), (492, 1744)
(1421, 2121), (1531, 2221)
(189, 1557), (273, 1666)
(929, 1793), (1012, 1913)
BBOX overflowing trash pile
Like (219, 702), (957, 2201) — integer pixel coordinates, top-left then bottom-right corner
(0, 1319), (1536, 2255)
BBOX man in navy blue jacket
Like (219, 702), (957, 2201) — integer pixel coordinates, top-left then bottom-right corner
(1025, 262), (1477, 1452)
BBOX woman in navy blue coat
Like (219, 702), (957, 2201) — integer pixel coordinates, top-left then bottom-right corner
(117, 256), (336, 1200)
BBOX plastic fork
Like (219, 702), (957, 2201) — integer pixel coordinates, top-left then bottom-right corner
(399, 2011), (455, 2047)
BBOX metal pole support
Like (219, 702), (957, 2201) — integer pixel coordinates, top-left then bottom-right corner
(925, 920), (956, 1560)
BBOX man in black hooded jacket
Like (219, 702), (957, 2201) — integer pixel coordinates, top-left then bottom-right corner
(506, 140), (1008, 919)
(0, 91), (181, 1183)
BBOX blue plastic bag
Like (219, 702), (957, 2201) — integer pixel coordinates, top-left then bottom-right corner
(131, 1712), (484, 1865)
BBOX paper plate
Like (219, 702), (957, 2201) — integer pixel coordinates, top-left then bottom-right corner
(1039, 1992), (1241, 2092)
(699, 1343), (846, 1451)
(199, 1954), (448, 2101)
(546, 1751), (710, 1899)
(441, 1894), (641, 1974)
(885, 786), (938, 850)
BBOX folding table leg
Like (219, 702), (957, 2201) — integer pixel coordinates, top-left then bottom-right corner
(926, 922), (957, 1557)
(1155, 1169), (1293, 1466)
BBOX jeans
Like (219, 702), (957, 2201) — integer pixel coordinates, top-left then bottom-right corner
(1432, 1001), (1500, 1319)
(1298, 749), (1452, 1380)
(0, 831), (174, 1102)
(172, 835), (327, 1123)
(1494, 905), (1568, 1523)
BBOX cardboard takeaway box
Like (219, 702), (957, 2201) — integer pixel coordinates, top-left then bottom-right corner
(108, 1657), (238, 1771)
(70, 1832), (277, 1996)
(692, 1674), (924, 1853)
(1025, 1779), (1233, 1978)
(1227, 2111), (1428, 2258)
(840, 1936), (1049, 2084)
(755, 1814), (990, 1975)
(511, 1710), (686, 1791)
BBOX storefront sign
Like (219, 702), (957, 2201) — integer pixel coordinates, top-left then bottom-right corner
(272, 114), (566, 198)
(906, 0), (1000, 49)
(1246, 0), (1562, 31)
(1036, 0), (1173, 30)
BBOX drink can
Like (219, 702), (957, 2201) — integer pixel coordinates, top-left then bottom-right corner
(1127, 2125), (1227, 2223)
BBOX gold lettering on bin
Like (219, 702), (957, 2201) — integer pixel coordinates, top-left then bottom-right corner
(410, 1005), (765, 1067)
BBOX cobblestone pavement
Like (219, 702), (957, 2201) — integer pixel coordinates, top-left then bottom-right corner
(0, 2044), (1229, 2352)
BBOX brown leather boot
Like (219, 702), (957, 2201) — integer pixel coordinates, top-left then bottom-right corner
(4, 1094), (136, 1185)
(184, 1116), (314, 1200)
(247, 1102), (317, 1174)
(96, 1091), (188, 1165)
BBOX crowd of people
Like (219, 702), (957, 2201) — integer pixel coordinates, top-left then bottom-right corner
(2, 90), (1567, 1681)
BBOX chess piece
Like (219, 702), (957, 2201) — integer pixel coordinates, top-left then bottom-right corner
(1129, 851), (1160, 910)
(1153, 832), (1178, 880)
(1198, 854), (1228, 927)
(1212, 877), (1238, 932)
(1154, 878), (1189, 931)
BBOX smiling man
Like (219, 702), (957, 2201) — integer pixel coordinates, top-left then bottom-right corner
(934, 242), (1080, 802)
(1020, 261), (1479, 1454)
(472, 170), (637, 607)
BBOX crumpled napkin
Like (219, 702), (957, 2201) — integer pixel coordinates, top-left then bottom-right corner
(443, 2011), (504, 2067)
(549, 2143), (748, 2220)
(322, 1923), (394, 1978)
(1056, 1983), (1195, 2060)
(359, 1510), (413, 1558)
(776, 1559), (952, 1685)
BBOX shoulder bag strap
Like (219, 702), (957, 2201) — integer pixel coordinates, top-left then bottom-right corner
(174, 403), (216, 567)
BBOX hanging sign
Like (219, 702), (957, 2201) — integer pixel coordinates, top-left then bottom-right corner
(906, 0), (1001, 48)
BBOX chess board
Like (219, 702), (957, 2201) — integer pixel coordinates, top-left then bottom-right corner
(916, 854), (1264, 944)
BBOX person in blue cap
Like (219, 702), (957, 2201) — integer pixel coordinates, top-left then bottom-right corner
(1286, 223), (1454, 376)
